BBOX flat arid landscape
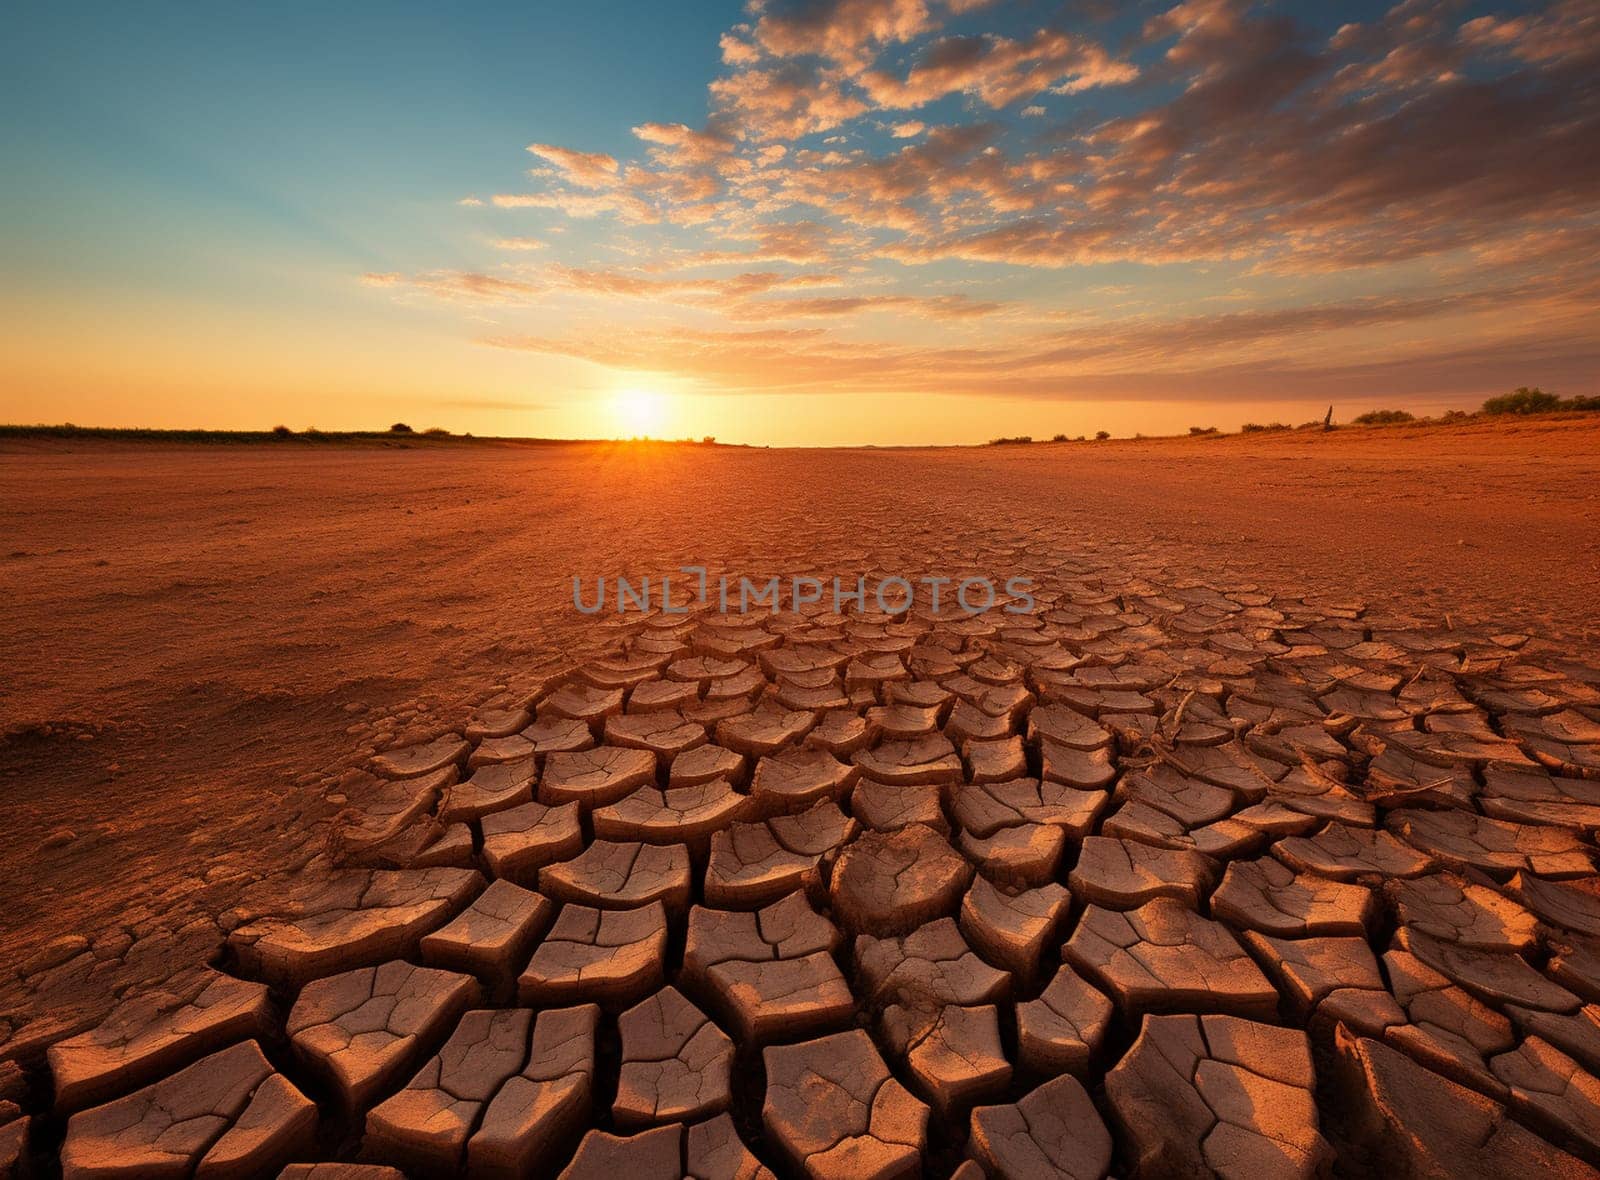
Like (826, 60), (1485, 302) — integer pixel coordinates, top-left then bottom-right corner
(4, 416), (1600, 1176)
(7, 0), (1600, 1175)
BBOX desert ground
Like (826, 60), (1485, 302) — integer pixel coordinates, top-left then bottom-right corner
(3, 414), (1600, 1176)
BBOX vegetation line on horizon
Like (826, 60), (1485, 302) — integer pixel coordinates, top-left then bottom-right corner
(3, 387), (1594, 449)
(985, 387), (1598, 445)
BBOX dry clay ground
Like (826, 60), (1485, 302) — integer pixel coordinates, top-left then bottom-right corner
(2, 416), (1600, 1176)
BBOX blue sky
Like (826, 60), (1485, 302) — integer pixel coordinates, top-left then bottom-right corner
(2, 1), (1594, 444)
(2, 4), (733, 303)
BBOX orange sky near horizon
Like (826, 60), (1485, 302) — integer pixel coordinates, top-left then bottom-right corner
(2, 277), (1584, 446)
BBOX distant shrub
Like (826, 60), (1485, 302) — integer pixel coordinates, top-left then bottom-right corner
(701, 436), (716, 445)
(1188, 426), (1218, 435)
(989, 435), (1034, 445)
(1051, 433), (1068, 442)
(1483, 388), (1600, 414)
(423, 426), (450, 436)
(1440, 409), (1470, 422)
(1483, 387), (1561, 415)
(272, 424), (292, 437)
(1241, 422), (1290, 433)
(1352, 409), (1415, 425)
(1094, 430), (1110, 440)
(389, 422), (414, 434)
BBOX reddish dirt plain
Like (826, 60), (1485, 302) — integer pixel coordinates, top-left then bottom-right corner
(2, 414), (1598, 1056)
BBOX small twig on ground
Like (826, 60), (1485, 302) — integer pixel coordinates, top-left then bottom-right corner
(1166, 688), (1197, 740)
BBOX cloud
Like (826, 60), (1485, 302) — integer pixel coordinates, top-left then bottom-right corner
(720, 26), (762, 66)
(543, 264), (842, 302)
(492, 190), (659, 224)
(751, 0), (936, 67)
(493, 236), (545, 251)
(1457, 0), (1600, 66)
(472, 0), (1598, 273)
(722, 292), (1003, 320)
(362, 271), (543, 303)
(371, 0), (1600, 413)
(525, 143), (620, 188)
(632, 121), (737, 167)
(861, 29), (1136, 109)
(692, 219), (874, 265)
(483, 273), (1600, 402)
(709, 60), (870, 140)
(366, 261), (873, 317)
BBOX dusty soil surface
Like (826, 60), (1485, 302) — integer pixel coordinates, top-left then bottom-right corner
(2, 416), (1599, 1173)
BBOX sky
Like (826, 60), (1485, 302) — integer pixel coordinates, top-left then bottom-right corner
(1, 0), (1596, 446)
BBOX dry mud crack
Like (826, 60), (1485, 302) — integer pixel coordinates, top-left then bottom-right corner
(9, 558), (1600, 1178)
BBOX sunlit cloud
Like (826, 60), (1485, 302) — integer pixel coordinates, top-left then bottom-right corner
(369, 0), (1600, 413)
(859, 29), (1137, 108)
(750, 0), (936, 68)
(525, 143), (621, 188)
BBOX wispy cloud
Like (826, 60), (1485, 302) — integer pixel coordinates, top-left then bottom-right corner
(526, 143), (621, 188)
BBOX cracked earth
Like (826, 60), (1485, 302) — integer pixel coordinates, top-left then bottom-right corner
(4, 425), (1600, 1177)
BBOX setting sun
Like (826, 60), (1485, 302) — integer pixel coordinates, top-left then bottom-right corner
(610, 388), (670, 438)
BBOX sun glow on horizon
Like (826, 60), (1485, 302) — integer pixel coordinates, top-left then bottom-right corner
(609, 388), (671, 438)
